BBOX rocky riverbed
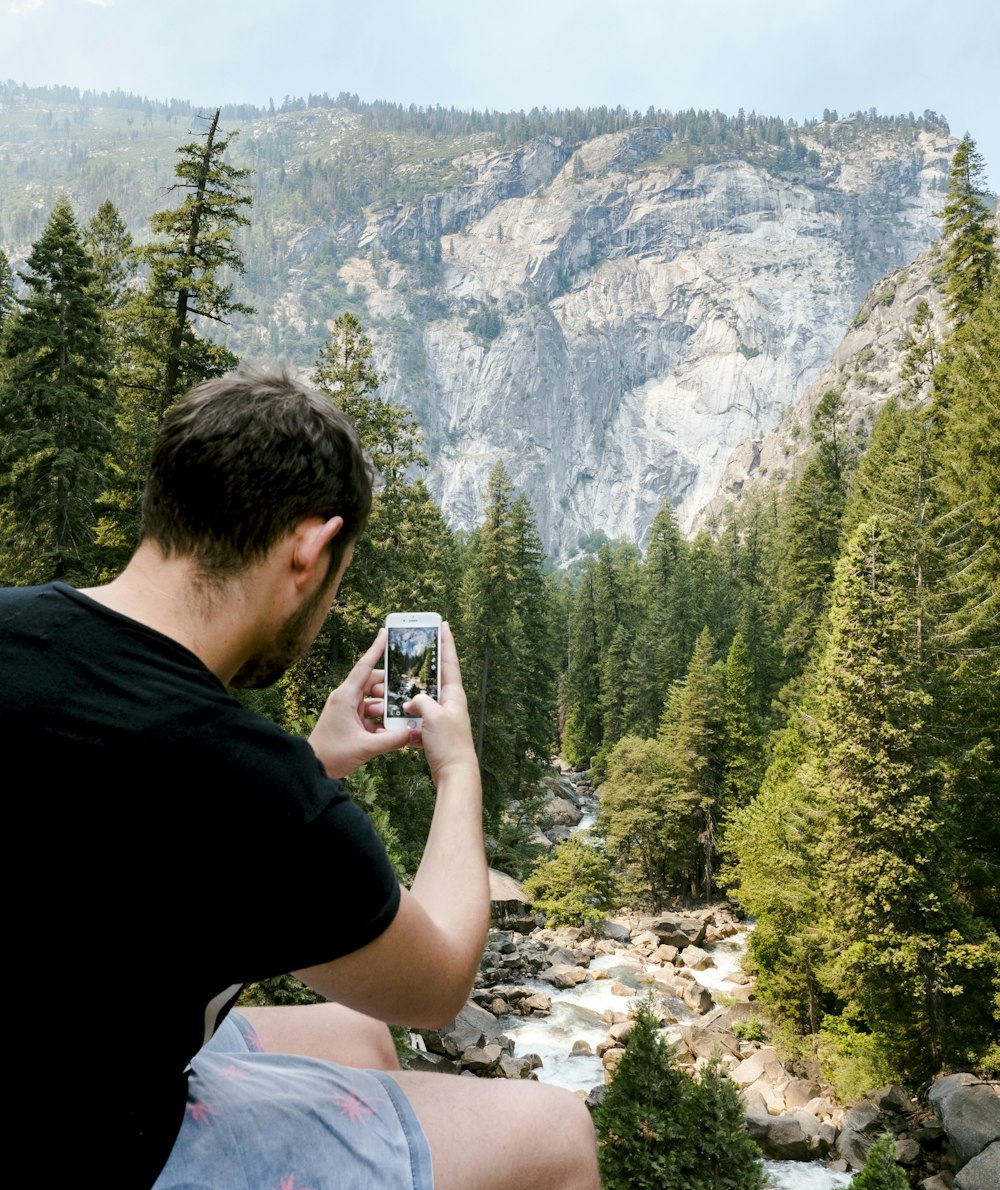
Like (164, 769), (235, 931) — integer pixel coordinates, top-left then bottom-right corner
(410, 902), (998, 1189)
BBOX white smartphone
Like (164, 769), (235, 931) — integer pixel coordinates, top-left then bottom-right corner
(383, 612), (442, 729)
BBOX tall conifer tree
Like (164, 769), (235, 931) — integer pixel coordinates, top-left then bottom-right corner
(0, 199), (111, 584)
(938, 135), (997, 324)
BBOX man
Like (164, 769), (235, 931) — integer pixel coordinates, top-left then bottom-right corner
(2, 368), (599, 1188)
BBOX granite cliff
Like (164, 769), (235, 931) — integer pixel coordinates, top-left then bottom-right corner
(318, 121), (955, 556)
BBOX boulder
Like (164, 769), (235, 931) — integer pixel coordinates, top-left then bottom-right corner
(519, 993), (552, 1015)
(919, 1176), (954, 1190)
(681, 1022), (740, 1062)
(745, 1077), (788, 1116)
(895, 1137), (922, 1165)
(784, 1078), (824, 1109)
(599, 920), (632, 944)
(954, 1141), (999, 1190)
(461, 1043), (503, 1075)
(731, 1046), (785, 1090)
(681, 982), (715, 1015)
(679, 945), (715, 970)
(930, 1075), (1000, 1165)
(608, 1020), (636, 1044)
(837, 1128), (875, 1171)
(570, 1039), (594, 1057)
(538, 964), (589, 989)
(871, 1084), (917, 1115)
(745, 1113), (811, 1161)
(836, 1100), (882, 1171)
(742, 1088), (770, 1117)
(646, 916), (707, 947)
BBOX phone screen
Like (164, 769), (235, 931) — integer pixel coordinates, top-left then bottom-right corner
(385, 624), (440, 719)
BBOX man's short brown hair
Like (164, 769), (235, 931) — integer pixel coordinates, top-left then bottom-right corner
(141, 366), (374, 577)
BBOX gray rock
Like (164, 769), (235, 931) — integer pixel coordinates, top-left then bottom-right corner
(679, 944), (715, 970)
(681, 982), (715, 1015)
(745, 1113), (811, 1161)
(842, 1099), (881, 1136)
(895, 1136), (922, 1164)
(599, 920), (632, 944)
(931, 1076), (1000, 1164)
(837, 1127), (875, 1171)
(731, 1047), (785, 1090)
(954, 1141), (1000, 1190)
(872, 1084), (917, 1115)
(784, 1079), (823, 1109)
(460, 1042), (502, 1074)
(647, 917), (708, 947)
(681, 1022), (740, 1062)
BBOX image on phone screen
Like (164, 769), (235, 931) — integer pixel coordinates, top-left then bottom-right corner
(385, 625), (439, 718)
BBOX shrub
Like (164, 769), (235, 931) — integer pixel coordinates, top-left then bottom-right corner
(852, 1134), (908, 1190)
(595, 1001), (765, 1190)
(524, 836), (614, 926)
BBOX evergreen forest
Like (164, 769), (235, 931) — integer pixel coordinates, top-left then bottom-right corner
(0, 107), (996, 1114)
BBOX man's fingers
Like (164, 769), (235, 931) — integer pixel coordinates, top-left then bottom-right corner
(439, 621), (466, 705)
(337, 629), (387, 698)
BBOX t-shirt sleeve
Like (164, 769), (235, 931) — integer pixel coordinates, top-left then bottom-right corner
(190, 706), (402, 979)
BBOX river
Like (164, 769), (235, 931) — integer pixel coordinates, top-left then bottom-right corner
(499, 798), (854, 1188)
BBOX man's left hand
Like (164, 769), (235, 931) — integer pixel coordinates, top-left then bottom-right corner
(308, 629), (414, 778)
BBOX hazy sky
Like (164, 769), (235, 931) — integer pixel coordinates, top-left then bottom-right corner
(3, 0), (998, 189)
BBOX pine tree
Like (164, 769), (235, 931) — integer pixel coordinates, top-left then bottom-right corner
(561, 558), (603, 766)
(938, 135), (997, 324)
(927, 275), (1000, 926)
(509, 493), (558, 795)
(780, 388), (855, 661)
(723, 708), (830, 1036)
(659, 627), (724, 897)
(595, 1002), (765, 1190)
(819, 520), (993, 1075)
(98, 113), (254, 559)
(0, 248), (14, 329)
(897, 299), (938, 401)
(459, 461), (521, 826)
(144, 109), (254, 419)
(720, 632), (765, 819)
(0, 198), (111, 585)
(594, 1003), (692, 1190)
(851, 1135), (908, 1190)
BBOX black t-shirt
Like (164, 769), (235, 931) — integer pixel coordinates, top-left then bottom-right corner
(1, 583), (401, 1186)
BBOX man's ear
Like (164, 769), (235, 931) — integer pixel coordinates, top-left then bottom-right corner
(292, 516), (344, 587)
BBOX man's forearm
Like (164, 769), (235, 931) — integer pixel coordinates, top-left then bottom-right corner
(409, 756), (490, 995)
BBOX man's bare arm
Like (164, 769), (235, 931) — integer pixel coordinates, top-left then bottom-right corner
(295, 621), (489, 1026)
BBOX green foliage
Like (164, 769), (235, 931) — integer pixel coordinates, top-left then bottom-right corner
(850, 1135), (908, 1190)
(938, 135), (997, 324)
(524, 836), (614, 925)
(0, 248), (14, 328)
(595, 1002), (764, 1190)
(97, 113), (254, 561)
(732, 1017), (767, 1043)
(466, 305), (503, 341)
(459, 463), (558, 845)
(238, 973), (325, 1007)
(0, 198), (111, 585)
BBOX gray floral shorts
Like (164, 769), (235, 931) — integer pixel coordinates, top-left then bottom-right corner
(153, 1012), (433, 1190)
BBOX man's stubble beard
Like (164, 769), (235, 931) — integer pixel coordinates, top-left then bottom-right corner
(229, 579), (330, 690)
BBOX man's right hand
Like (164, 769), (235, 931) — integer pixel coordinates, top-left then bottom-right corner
(403, 621), (478, 786)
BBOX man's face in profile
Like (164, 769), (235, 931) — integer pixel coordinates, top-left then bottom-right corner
(230, 540), (354, 689)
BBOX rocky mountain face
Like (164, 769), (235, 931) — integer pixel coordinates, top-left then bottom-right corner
(326, 123), (955, 557)
(693, 239), (951, 531)
(0, 92), (957, 559)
